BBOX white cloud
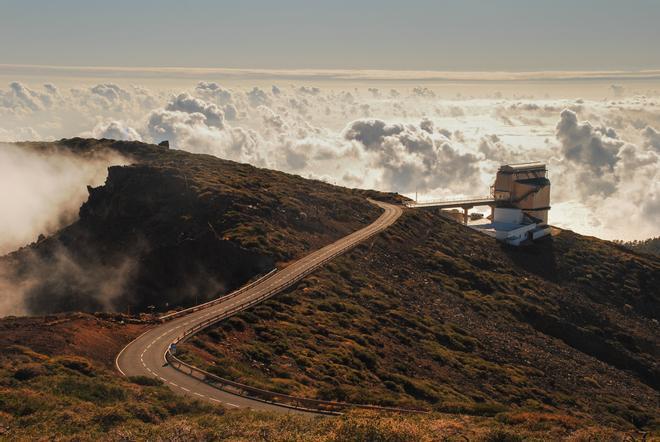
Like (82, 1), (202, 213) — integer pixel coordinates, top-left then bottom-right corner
(166, 93), (225, 128)
(642, 126), (660, 152)
(549, 110), (659, 239)
(297, 86), (321, 96)
(259, 106), (287, 132)
(0, 126), (40, 142)
(0, 82), (56, 114)
(146, 109), (207, 144)
(412, 87), (435, 98)
(90, 120), (142, 141)
(420, 118), (434, 134)
(90, 83), (131, 103)
(195, 81), (233, 104)
(145, 108), (261, 163)
(344, 118), (480, 192)
(247, 87), (270, 107)
(556, 109), (621, 174)
(1, 78), (659, 241)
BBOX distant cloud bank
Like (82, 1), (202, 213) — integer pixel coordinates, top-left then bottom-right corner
(3, 64), (660, 82)
(1, 75), (659, 241)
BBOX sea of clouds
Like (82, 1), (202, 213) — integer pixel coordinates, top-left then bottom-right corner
(1, 78), (658, 241)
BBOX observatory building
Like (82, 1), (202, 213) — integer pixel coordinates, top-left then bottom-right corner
(472, 162), (551, 245)
(491, 162), (550, 223)
(406, 161), (552, 246)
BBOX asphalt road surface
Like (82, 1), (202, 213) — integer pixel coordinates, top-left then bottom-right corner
(115, 200), (402, 413)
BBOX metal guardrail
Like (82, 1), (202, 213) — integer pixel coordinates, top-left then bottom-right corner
(163, 204), (427, 414)
(159, 269), (278, 322)
(405, 195), (494, 208)
(166, 351), (426, 415)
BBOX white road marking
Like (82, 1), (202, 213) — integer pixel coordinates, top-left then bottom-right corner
(115, 202), (400, 413)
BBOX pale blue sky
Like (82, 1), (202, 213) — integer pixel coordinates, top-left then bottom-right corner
(1, 0), (659, 70)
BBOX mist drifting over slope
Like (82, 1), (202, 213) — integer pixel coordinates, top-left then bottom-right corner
(0, 143), (128, 316)
(0, 143), (127, 255)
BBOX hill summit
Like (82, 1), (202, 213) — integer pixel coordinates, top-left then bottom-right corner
(1, 139), (386, 315)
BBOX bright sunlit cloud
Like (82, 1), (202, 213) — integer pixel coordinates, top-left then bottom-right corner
(1, 71), (658, 241)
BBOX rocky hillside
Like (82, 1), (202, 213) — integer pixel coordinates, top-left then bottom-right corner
(1, 139), (385, 315)
(179, 210), (660, 432)
(1, 138), (657, 438)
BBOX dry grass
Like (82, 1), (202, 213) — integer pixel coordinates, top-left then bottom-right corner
(180, 210), (659, 431)
(0, 316), (644, 440)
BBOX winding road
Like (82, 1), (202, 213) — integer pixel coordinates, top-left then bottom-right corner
(115, 200), (402, 413)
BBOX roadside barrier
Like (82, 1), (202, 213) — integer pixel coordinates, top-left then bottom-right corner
(166, 350), (426, 415)
(159, 268), (278, 322)
(162, 203), (426, 414)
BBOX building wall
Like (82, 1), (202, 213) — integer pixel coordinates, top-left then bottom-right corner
(500, 223), (537, 245)
(493, 207), (523, 224)
(516, 184), (550, 223)
(532, 226), (552, 240)
(493, 165), (550, 224)
(492, 173), (513, 200)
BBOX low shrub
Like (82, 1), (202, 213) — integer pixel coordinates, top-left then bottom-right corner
(128, 375), (164, 386)
(437, 402), (508, 417)
(13, 364), (48, 381)
(54, 356), (95, 376)
(55, 377), (127, 404)
(93, 405), (130, 429)
(478, 428), (524, 442)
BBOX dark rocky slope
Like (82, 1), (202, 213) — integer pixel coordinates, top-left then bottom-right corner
(1, 139), (383, 315)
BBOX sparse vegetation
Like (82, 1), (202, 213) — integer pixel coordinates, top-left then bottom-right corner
(1, 139), (657, 439)
(180, 210), (659, 432)
(615, 236), (660, 257)
(0, 339), (640, 441)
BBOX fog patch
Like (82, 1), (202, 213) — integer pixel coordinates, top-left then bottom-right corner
(1, 241), (139, 317)
(0, 143), (128, 255)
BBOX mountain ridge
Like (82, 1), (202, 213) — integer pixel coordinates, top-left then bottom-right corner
(1, 139), (386, 315)
(0, 138), (657, 437)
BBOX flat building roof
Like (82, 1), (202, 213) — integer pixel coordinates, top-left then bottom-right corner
(499, 162), (546, 172)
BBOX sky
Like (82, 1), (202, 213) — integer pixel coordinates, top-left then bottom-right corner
(0, 1), (659, 247)
(1, 0), (659, 71)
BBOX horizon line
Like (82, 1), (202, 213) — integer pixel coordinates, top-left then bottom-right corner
(2, 64), (660, 83)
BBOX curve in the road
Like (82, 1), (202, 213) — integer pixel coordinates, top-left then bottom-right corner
(116, 199), (403, 413)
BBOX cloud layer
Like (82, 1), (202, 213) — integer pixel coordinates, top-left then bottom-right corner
(1, 79), (659, 241)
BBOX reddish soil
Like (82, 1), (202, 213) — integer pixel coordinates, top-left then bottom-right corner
(0, 313), (150, 368)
